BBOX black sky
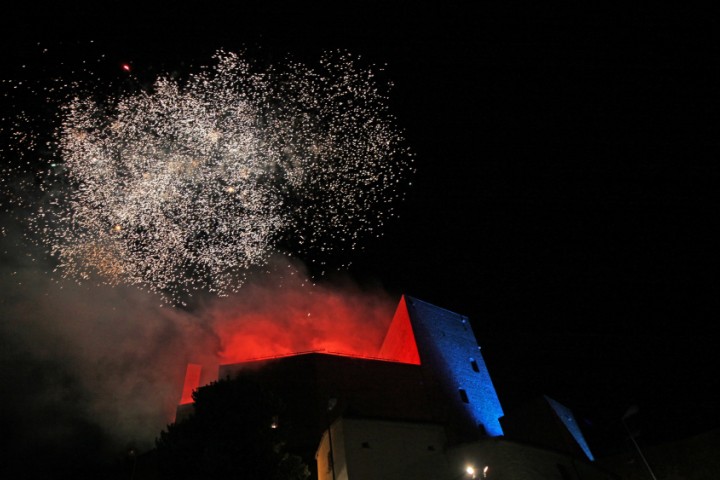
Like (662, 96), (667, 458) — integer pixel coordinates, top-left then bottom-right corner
(1, 0), (719, 458)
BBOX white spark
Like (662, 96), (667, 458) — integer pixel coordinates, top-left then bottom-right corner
(4, 50), (413, 304)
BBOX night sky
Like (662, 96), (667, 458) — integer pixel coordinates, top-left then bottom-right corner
(1, 1), (718, 469)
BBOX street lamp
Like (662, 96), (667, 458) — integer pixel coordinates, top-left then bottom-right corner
(621, 406), (658, 480)
(463, 464), (488, 479)
(327, 397), (338, 480)
(127, 448), (137, 480)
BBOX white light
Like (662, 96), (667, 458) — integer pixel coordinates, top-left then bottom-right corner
(466, 465), (476, 475)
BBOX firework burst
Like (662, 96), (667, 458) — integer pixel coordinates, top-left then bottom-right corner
(2, 49), (413, 303)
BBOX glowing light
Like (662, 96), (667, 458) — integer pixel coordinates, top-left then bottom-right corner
(9, 50), (413, 303)
(466, 465), (476, 476)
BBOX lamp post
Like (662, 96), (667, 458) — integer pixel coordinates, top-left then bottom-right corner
(621, 406), (658, 480)
(462, 464), (488, 479)
(327, 397), (338, 480)
(127, 448), (137, 480)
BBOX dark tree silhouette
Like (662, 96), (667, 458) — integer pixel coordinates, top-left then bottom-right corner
(156, 376), (309, 480)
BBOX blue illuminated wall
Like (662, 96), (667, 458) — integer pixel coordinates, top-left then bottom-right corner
(404, 296), (504, 437)
(544, 395), (595, 461)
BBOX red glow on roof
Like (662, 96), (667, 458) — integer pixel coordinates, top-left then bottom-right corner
(213, 291), (419, 366)
(174, 291), (422, 409)
(223, 348), (414, 365)
(378, 295), (421, 364)
(180, 363), (202, 405)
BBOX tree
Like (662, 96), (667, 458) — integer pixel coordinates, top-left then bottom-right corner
(156, 376), (309, 480)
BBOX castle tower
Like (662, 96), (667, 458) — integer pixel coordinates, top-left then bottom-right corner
(380, 295), (505, 438)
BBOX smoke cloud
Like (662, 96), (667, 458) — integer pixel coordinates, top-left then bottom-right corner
(0, 214), (396, 475)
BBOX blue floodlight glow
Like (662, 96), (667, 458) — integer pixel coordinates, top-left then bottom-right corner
(544, 395), (595, 461)
(405, 296), (504, 436)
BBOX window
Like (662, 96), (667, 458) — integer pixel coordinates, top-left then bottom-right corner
(459, 388), (469, 403)
(470, 358), (480, 372)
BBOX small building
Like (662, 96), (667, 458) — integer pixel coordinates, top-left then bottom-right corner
(316, 416), (617, 480)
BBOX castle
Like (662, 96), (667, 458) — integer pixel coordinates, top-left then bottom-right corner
(176, 295), (611, 480)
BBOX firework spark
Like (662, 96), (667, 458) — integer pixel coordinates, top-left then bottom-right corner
(3, 50), (413, 303)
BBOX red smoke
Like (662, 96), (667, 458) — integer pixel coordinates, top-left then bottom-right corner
(213, 284), (397, 363)
(178, 268), (421, 408)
